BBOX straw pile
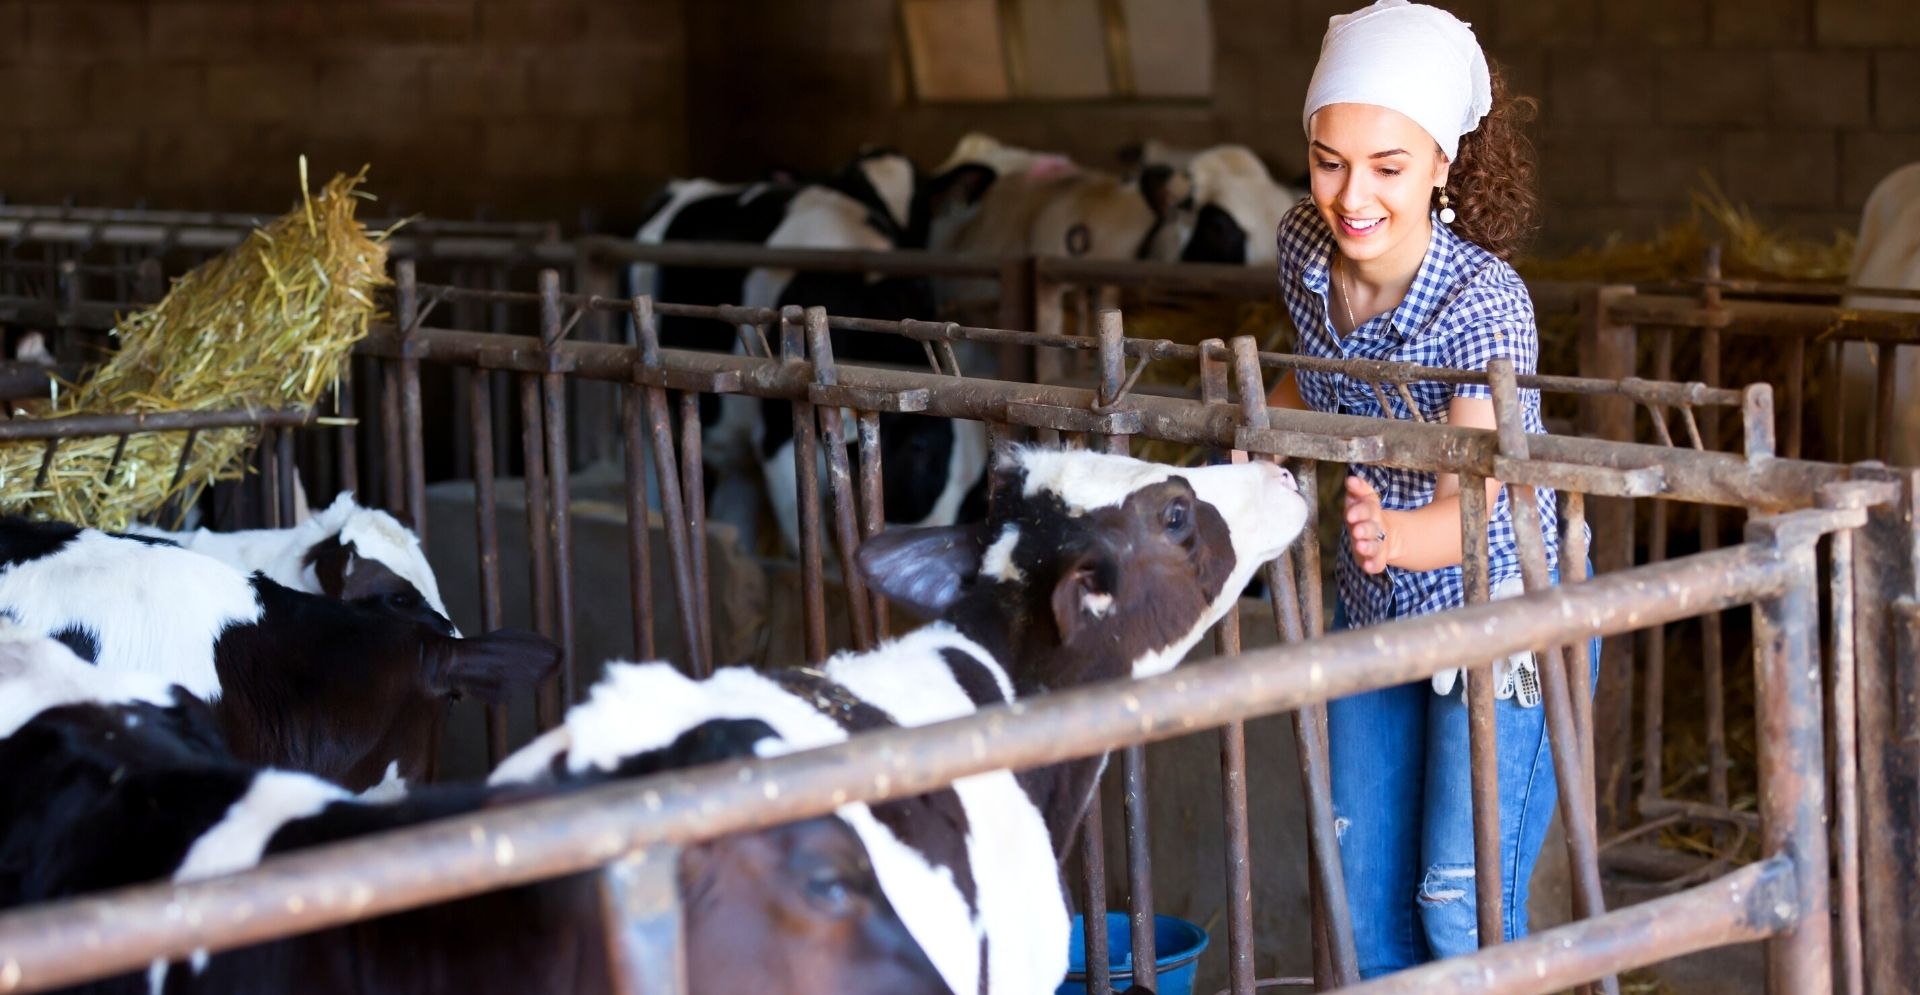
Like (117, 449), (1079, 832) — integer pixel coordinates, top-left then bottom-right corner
(0, 163), (390, 530)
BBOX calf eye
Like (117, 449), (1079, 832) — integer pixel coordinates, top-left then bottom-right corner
(1163, 497), (1192, 539)
(806, 873), (854, 913)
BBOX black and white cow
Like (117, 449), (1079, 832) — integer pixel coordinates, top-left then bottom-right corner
(491, 446), (1311, 995)
(629, 150), (995, 555)
(0, 518), (558, 791)
(1127, 143), (1305, 266)
(0, 627), (950, 995)
(129, 491), (456, 635)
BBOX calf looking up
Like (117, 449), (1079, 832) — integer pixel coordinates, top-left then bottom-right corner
(0, 627), (949, 995)
(494, 446), (1310, 995)
(0, 518), (557, 791)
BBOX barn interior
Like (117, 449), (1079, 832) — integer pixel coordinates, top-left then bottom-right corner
(0, 4), (1915, 995)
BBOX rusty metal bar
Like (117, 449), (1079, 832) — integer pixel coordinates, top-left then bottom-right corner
(630, 301), (705, 678)
(1784, 336), (1805, 460)
(1080, 791), (1113, 995)
(380, 357), (404, 518)
(275, 426), (296, 528)
(519, 371), (560, 730)
(1325, 859), (1797, 995)
(0, 406), (313, 439)
(468, 369), (509, 767)
(622, 386), (658, 662)
(1873, 343), (1897, 466)
(335, 365), (360, 498)
(397, 260), (428, 539)
(1745, 514), (1833, 995)
(539, 271), (578, 709)
(1700, 323), (1730, 813)
(856, 410), (889, 640)
(677, 392), (714, 672)
(1564, 491), (1596, 822)
(1487, 358), (1616, 995)
(807, 307), (876, 652)
(600, 844), (687, 995)
(1818, 483), (1868, 995)
(1582, 286), (1639, 833)
(1460, 471), (1504, 948)
(781, 306), (828, 665)
(0, 533), (1813, 994)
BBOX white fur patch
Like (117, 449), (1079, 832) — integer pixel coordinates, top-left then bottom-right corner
(861, 154), (917, 233)
(175, 771), (348, 882)
(356, 761), (409, 803)
(1015, 446), (1178, 514)
(980, 525), (1024, 583)
(0, 622), (178, 738)
(336, 504), (454, 629)
(744, 185), (897, 311)
(1183, 145), (1301, 266)
(0, 530), (262, 699)
(1082, 592), (1114, 618)
(907, 419), (990, 530)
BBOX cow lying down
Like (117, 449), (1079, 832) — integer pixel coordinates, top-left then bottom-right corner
(492, 446), (1311, 995)
(0, 517), (558, 791)
(0, 624), (949, 995)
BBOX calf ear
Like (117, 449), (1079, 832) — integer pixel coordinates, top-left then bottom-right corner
(428, 628), (561, 703)
(856, 524), (987, 619)
(928, 162), (997, 211)
(1050, 549), (1118, 645)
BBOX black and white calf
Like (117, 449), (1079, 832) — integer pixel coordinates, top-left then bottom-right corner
(1130, 144), (1305, 266)
(0, 627), (949, 995)
(492, 446), (1311, 995)
(129, 491), (456, 635)
(0, 518), (557, 791)
(628, 150), (994, 555)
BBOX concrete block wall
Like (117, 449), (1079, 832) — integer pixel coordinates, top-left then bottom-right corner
(0, 0), (689, 222)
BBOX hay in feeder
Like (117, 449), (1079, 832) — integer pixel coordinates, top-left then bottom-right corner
(0, 162), (390, 530)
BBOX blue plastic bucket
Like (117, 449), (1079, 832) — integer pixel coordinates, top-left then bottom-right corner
(1057, 913), (1211, 995)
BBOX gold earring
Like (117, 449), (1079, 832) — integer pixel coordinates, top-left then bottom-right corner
(1437, 190), (1456, 225)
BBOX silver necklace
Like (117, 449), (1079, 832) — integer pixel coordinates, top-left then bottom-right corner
(1335, 256), (1358, 332)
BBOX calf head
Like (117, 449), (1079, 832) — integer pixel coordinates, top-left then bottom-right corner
(216, 582), (560, 791)
(303, 493), (457, 636)
(857, 446), (1308, 693)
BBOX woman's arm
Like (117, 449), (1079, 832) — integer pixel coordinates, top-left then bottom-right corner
(1344, 396), (1504, 574)
(1266, 371), (1307, 411)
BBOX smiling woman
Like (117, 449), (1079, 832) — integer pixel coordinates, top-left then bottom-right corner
(1255, 0), (1585, 980)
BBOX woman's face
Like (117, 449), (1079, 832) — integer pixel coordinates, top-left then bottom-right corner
(1306, 103), (1449, 270)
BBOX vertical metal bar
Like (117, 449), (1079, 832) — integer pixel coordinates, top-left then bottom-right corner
(623, 386), (658, 662)
(1642, 328), (1674, 807)
(1121, 742), (1156, 994)
(996, 255), (1037, 383)
(397, 260), (428, 540)
(1826, 342), (1847, 463)
(676, 393), (714, 671)
(599, 844), (687, 995)
(1460, 471), (1504, 948)
(336, 361), (360, 498)
(1581, 286), (1639, 833)
(1564, 491), (1596, 822)
(806, 307), (876, 652)
(1747, 520), (1831, 995)
(469, 369), (509, 767)
(276, 426), (297, 526)
(1701, 327), (1729, 813)
(258, 435), (281, 529)
(539, 271), (577, 709)
(857, 411), (889, 640)
(783, 306), (828, 664)
(633, 298), (705, 678)
(1229, 336), (1357, 987)
(1081, 792), (1113, 995)
(1198, 340), (1255, 995)
(1819, 489), (1864, 995)
(520, 372), (560, 730)
(1784, 336), (1805, 460)
(381, 358), (404, 517)
(1874, 343), (1897, 466)
(1487, 359), (1616, 995)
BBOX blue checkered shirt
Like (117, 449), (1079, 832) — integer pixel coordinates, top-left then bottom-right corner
(1274, 200), (1560, 628)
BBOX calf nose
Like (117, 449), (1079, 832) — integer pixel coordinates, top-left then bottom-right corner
(1257, 460), (1298, 492)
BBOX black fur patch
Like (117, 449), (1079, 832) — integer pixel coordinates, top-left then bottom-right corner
(0, 517), (81, 568)
(939, 648), (1007, 708)
(50, 624), (97, 663)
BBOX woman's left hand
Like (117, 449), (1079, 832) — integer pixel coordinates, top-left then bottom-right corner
(1345, 474), (1395, 575)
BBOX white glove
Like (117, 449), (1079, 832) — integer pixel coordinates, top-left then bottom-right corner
(1431, 574), (1541, 706)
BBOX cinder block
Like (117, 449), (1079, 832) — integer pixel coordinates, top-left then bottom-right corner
(1815, 0), (1920, 46)
(1610, 127), (1721, 206)
(205, 62), (317, 124)
(362, 0), (478, 47)
(482, 120), (584, 179)
(1652, 49), (1770, 126)
(1771, 51), (1870, 128)
(1496, 0), (1598, 47)
(427, 56), (532, 117)
(1535, 127), (1613, 206)
(0, 65), (86, 128)
(148, 2), (255, 60)
(1708, 0), (1807, 45)
(25, 127), (143, 189)
(1601, 0), (1709, 46)
(312, 59), (429, 126)
(0, 1), (28, 60)
(88, 62), (205, 126)
(1839, 131), (1920, 208)
(530, 56), (645, 117)
(1534, 204), (1674, 254)
(478, 0), (587, 45)
(1723, 129), (1839, 209)
(26, 1), (145, 60)
(1546, 51), (1654, 125)
(1873, 51), (1920, 130)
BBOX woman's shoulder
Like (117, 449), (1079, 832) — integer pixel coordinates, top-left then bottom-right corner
(1439, 230), (1533, 322)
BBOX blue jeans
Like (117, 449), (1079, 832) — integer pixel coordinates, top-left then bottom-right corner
(1326, 572), (1600, 978)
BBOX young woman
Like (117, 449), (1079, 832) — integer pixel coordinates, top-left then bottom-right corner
(1264, 0), (1585, 976)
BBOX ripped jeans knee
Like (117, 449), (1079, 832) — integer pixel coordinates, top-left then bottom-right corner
(1416, 863), (1480, 959)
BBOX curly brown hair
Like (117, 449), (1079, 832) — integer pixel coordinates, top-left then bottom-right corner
(1436, 63), (1539, 260)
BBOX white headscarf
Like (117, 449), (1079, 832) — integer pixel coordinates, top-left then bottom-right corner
(1301, 0), (1492, 161)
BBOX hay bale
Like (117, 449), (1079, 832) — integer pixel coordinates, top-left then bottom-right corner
(0, 163), (390, 530)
